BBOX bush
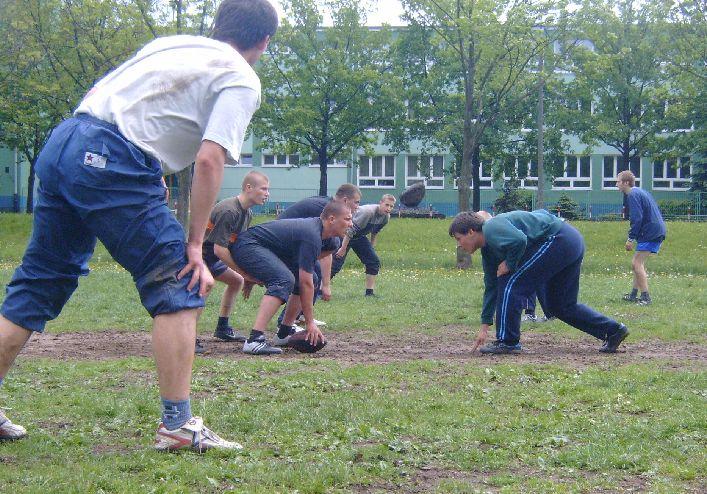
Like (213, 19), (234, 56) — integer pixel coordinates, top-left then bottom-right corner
(658, 199), (693, 217)
(553, 193), (583, 220)
(493, 188), (533, 213)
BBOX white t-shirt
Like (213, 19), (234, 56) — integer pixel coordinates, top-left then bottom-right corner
(75, 35), (261, 174)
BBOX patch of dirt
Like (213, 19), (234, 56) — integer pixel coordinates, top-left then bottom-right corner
(19, 327), (706, 370)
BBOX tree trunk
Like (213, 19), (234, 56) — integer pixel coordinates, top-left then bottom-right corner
(176, 166), (192, 231)
(456, 245), (472, 269)
(318, 150), (328, 196)
(471, 144), (481, 211)
(26, 158), (36, 213)
(536, 51), (545, 210)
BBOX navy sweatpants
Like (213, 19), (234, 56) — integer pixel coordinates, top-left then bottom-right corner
(495, 222), (621, 345)
(331, 236), (380, 278)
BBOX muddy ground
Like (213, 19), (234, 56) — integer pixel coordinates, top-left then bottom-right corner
(20, 327), (705, 370)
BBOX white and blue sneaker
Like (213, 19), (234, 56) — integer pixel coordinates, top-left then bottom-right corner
(242, 336), (283, 355)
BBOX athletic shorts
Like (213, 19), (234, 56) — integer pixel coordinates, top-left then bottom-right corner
(202, 247), (228, 277)
(636, 241), (662, 253)
(0, 115), (203, 332)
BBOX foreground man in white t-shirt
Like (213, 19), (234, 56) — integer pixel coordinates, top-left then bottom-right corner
(0, 0), (278, 452)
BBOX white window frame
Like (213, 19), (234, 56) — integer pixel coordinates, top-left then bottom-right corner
(552, 155), (592, 190)
(602, 155), (641, 189)
(262, 153), (299, 168)
(406, 155), (445, 189)
(357, 155), (396, 188)
(453, 161), (493, 189)
(226, 153), (253, 168)
(308, 155), (348, 168)
(652, 157), (692, 190)
(503, 158), (538, 189)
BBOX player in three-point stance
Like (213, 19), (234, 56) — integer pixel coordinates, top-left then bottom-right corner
(449, 209), (629, 355)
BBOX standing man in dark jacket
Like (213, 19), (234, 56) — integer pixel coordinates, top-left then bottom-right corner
(449, 209), (629, 355)
(616, 171), (666, 305)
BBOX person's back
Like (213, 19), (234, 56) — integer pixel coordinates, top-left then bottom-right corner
(278, 196), (331, 220)
(627, 187), (666, 243)
(77, 35), (261, 175)
(241, 217), (324, 267)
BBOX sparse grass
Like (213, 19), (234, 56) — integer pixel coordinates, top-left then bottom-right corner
(1, 359), (705, 493)
(0, 214), (705, 492)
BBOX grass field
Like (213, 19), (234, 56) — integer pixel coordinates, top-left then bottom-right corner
(0, 213), (705, 493)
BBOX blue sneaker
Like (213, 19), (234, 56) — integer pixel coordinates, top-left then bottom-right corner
(479, 341), (522, 354)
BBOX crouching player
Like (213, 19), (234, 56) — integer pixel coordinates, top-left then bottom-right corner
(230, 202), (352, 354)
(332, 194), (395, 297)
(449, 209), (629, 355)
(195, 171), (270, 353)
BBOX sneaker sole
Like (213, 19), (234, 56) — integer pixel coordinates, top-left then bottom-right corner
(214, 336), (247, 342)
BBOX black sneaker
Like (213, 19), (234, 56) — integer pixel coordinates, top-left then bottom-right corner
(479, 341), (522, 354)
(622, 293), (638, 302)
(195, 338), (206, 354)
(600, 324), (629, 353)
(214, 326), (247, 342)
(636, 298), (651, 306)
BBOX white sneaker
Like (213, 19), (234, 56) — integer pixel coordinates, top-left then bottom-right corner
(273, 325), (307, 346)
(242, 336), (283, 355)
(154, 416), (242, 453)
(521, 313), (538, 323)
(296, 315), (326, 326)
(0, 410), (27, 441)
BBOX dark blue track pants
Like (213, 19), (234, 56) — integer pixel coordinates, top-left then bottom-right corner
(495, 222), (621, 345)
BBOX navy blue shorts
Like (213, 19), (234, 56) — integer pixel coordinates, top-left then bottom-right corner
(202, 247), (228, 277)
(231, 238), (319, 303)
(1, 115), (203, 332)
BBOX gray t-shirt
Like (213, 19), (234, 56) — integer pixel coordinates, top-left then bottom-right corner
(203, 197), (252, 254)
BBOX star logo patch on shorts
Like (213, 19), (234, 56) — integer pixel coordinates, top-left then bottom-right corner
(84, 152), (107, 169)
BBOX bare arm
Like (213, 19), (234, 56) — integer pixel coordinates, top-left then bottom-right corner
(176, 140), (225, 296)
(214, 244), (237, 270)
(298, 269), (323, 345)
(370, 232), (378, 247)
(318, 253), (333, 301)
(335, 236), (350, 258)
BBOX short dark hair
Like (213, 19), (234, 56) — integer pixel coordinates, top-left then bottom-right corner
(211, 0), (278, 51)
(321, 200), (349, 220)
(448, 211), (485, 236)
(334, 183), (361, 201)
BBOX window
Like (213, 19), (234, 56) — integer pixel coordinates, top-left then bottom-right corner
(227, 153), (252, 167)
(454, 161), (493, 189)
(503, 158), (538, 188)
(653, 157), (692, 189)
(309, 155), (347, 168)
(406, 155), (445, 189)
(603, 155), (641, 188)
(553, 155), (591, 189)
(358, 155), (395, 188)
(262, 154), (299, 167)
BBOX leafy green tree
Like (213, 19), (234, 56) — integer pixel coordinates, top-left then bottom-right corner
(653, 0), (705, 191)
(559, 0), (674, 173)
(0, 0), (158, 211)
(397, 0), (567, 212)
(254, 0), (405, 196)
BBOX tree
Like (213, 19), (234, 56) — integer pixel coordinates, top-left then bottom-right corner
(559, 0), (673, 176)
(398, 0), (566, 211)
(655, 0), (706, 195)
(254, 0), (405, 196)
(0, 0), (157, 212)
